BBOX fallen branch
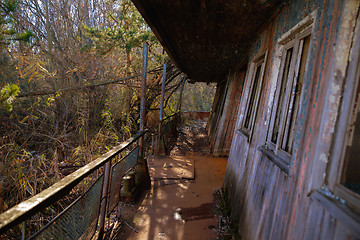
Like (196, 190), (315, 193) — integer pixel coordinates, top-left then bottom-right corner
(17, 67), (163, 98)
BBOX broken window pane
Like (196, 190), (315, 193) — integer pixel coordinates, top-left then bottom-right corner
(271, 47), (293, 143)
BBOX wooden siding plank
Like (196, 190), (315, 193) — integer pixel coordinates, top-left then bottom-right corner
(319, 211), (336, 240)
(268, 174), (286, 239)
(333, 221), (349, 240)
(303, 199), (322, 240)
(274, 174), (291, 239)
(260, 166), (283, 239)
(290, 200), (307, 240)
(255, 158), (278, 239)
(312, 203), (325, 239)
(311, 190), (360, 237)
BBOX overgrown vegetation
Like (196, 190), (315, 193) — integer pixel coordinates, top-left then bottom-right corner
(0, 0), (215, 236)
(214, 188), (241, 240)
(182, 82), (216, 112)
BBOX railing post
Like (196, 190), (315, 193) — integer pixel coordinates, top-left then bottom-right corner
(97, 161), (111, 240)
(21, 221), (25, 240)
(0, 132), (144, 236)
(139, 42), (148, 160)
(140, 45), (147, 134)
(156, 120), (166, 156)
(156, 63), (167, 155)
(160, 63), (166, 121)
(138, 42), (151, 189)
(176, 77), (186, 113)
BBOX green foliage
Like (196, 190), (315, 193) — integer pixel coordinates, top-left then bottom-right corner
(16, 30), (34, 42)
(181, 82), (216, 112)
(3, 28), (15, 35)
(101, 107), (116, 131)
(82, 0), (165, 67)
(0, 3), (187, 238)
(1, 0), (18, 14)
(0, 83), (19, 111)
(0, 0), (34, 47)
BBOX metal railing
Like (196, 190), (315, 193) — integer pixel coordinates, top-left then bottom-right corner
(153, 113), (180, 155)
(160, 113), (180, 138)
(0, 130), (148, 239)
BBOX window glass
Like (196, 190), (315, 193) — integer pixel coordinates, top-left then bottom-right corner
(271, 47), (293, 144)
(342, 77), (360, 195)
(244, 64), (262, 129)
(282, 36), (311, 153)
(268, 32), (311, 159)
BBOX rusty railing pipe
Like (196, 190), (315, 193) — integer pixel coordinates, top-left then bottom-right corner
(0, 130), (147, 234)
(160, 63), (166, 121)
(97, 161), (111, 240)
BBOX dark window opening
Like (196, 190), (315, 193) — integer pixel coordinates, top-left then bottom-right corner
(342, 76), (360, 195)
(282, 36), (311, 153)
(271, 47), (293, 144)
(244, 64), (262, 129)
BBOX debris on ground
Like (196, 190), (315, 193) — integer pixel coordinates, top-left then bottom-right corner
(213, 189), (241, 240)
(107, 119), (230, 240)
(170, 119), (210, 155)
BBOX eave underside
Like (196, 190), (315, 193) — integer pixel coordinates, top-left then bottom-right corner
(132, 0), (285, 82)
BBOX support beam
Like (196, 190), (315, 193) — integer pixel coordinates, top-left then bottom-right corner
(160, 63), (167, 121)
(176, 78), (186, 113)
(138, 42), (151, 189)
(156, 63), (167, 156)
(140, 42), (148, 133)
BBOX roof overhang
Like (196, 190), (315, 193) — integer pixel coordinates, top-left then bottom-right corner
(132, 0), (285, 82)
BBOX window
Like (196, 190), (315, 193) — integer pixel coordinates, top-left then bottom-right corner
(308, 11), (360, 234)
(328, 22), (360, 213)
(239, 53), (267, 139)
(265, 24), (312, 168)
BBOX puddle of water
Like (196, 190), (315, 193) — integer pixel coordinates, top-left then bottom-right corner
(173, 203), (214, 222)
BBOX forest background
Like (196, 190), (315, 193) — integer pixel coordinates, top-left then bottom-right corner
(0, 0), (215, 217)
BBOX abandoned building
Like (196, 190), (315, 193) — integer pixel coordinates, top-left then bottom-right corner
(132, 0), (360, 239)
(0, 0), (359, 239)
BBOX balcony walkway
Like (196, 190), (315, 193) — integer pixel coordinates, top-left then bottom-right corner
(116, 120), (228, 240)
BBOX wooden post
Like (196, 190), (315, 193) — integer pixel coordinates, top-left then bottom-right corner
(210, 76), (230, 155)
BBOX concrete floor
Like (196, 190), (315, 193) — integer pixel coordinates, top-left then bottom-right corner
(118, 153), (227, 240)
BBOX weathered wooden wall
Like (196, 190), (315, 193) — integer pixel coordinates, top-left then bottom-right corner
(224, 0), (360, 239)
(207, 70), (246, 156)
(207, 81), (227, 138)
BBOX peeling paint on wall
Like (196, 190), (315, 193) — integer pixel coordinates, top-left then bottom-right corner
(223, 0), (360, 239)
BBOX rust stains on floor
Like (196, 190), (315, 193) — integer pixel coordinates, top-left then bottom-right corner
(118, 153), (227, 240)
(147, 155), (195, 180)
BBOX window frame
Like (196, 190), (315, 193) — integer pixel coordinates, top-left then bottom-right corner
(327, 20), (360, 213)
(238, 52), (268, 141)
(265, 19), (314, 169)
